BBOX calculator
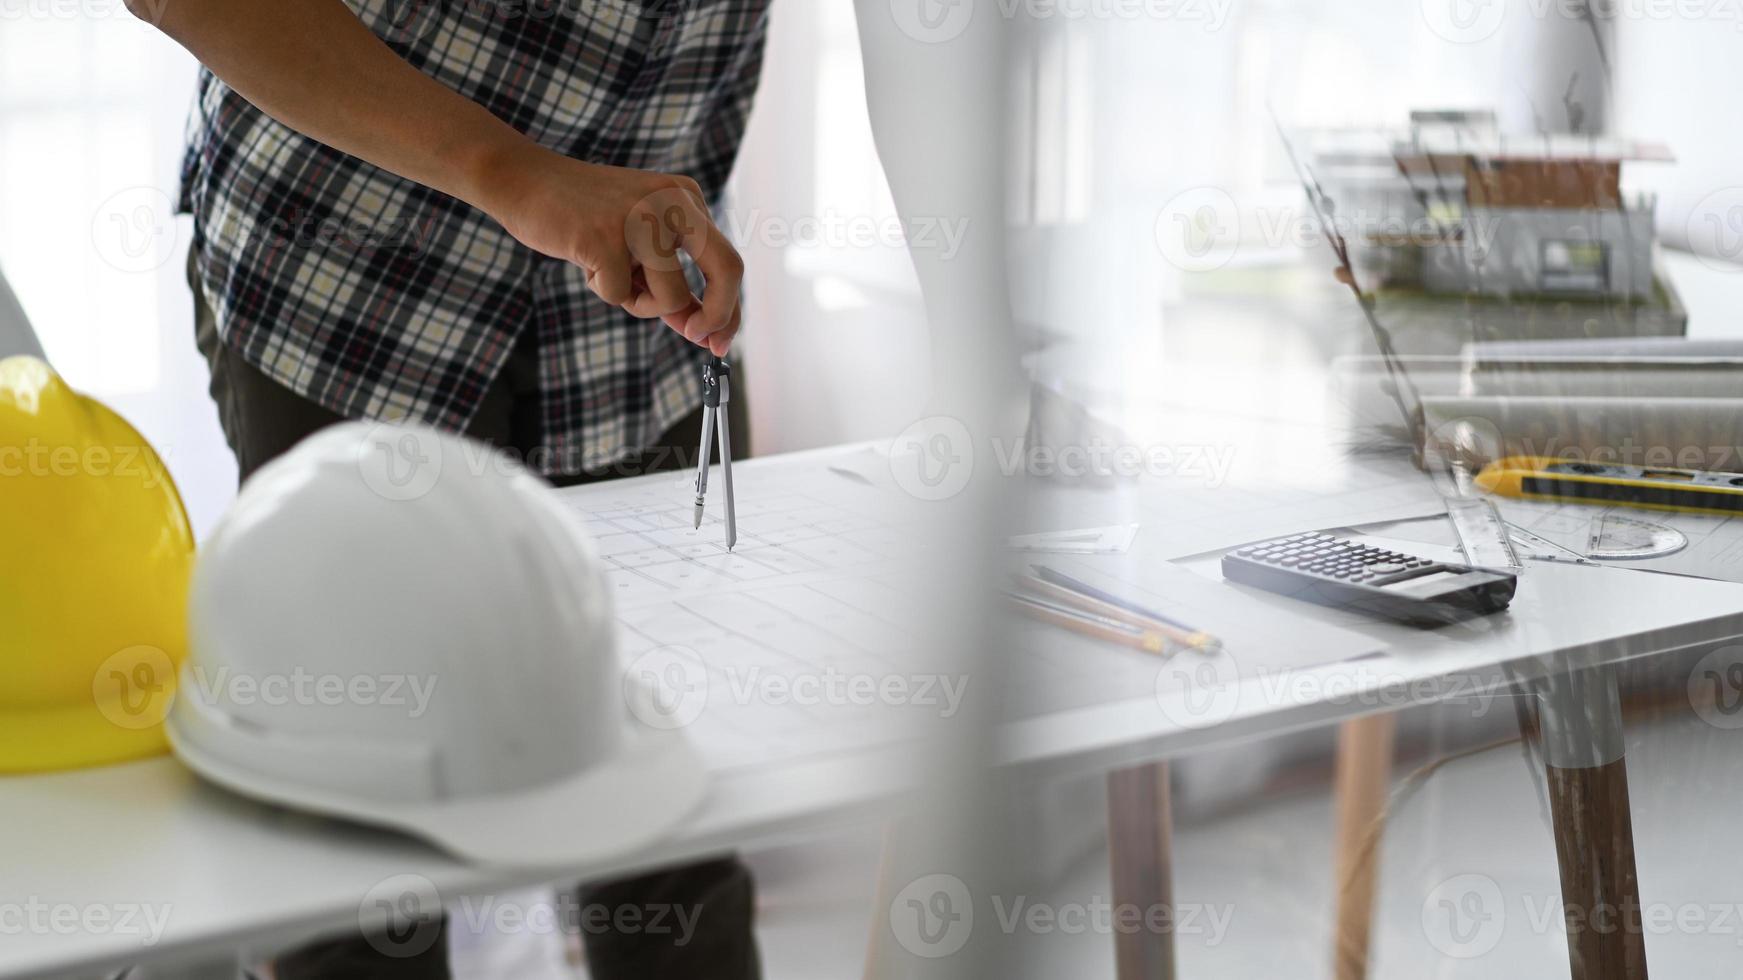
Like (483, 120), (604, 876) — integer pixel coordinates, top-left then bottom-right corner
(1222, 532), (1517, 627)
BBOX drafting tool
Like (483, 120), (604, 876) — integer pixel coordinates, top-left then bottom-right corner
(1506, 523), (1603, 567)
(1476, 457), (1743, 517)
(1029, 565), (1222, 652)
(1587, 513), (1688, 561)
(1007, 524), (1140, 555)
(1002, 590), (1170, 655)
(691, 355), (736, 550)
(1444, 495), (1523, 571)
(1223, 532), (1517, 627)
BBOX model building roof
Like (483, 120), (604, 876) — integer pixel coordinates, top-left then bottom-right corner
(1392, 133), (1675, 164)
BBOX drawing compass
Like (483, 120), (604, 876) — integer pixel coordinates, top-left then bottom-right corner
(692, 354), (737, 550)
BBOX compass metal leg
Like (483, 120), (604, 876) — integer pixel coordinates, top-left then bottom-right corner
(693, 404), (717, 530)
(717, 409), (736, 550)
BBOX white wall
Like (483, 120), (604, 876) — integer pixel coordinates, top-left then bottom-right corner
(1613, 9), (1743, 270)
(0, 9), (232, 535)
(732, 0), (934, 456)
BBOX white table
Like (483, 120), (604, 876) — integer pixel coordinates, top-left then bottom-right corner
(7, 441), (1743, 979)
(1022, 533), (1743, 980)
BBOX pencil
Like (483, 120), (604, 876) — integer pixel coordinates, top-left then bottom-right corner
(1001, 590), (1172, 656)
(1029, 565), (1224, 653)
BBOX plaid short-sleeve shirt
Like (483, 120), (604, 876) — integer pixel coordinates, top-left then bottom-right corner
(178, 0), (771, 473)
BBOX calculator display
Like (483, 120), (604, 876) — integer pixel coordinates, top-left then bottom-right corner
(1383, 570), (1464, 592)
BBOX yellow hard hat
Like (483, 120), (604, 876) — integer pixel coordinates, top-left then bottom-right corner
(0, 356), (194, 773)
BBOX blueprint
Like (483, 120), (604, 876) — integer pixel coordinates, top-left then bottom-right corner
(553, 450), (1391, 770)
(1494, 498), (1743, 584)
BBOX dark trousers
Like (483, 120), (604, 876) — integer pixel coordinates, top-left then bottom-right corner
(190, 257), (759, 980)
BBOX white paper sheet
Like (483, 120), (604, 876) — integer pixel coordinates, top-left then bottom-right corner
(558, 466), (946, 768)
(1141, 475), (1448, 559)
(1021, 451), (1448, 561)
(1023, 554), (1388, 683)
(554, 453), (1391, 769)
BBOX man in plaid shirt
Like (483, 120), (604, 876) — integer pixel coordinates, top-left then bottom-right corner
(174, 1), (762, 478)
(148, 1), (768, 977)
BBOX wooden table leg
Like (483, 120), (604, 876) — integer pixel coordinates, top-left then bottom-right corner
(1535, 666), (1648, 980)
(1332, 713), (1397, 980)
(862, 824), (899, 980)
(1107, 762), (1176, 980)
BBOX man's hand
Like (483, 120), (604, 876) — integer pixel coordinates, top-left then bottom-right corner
(484, 147), (743, 357)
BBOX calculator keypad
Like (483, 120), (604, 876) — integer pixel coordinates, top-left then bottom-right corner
(1233, 532), (1436, 584)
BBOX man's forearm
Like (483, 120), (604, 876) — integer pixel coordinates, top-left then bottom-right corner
(141, 0), (747, 349)
(136, 0), (533, 213)
(851, 0), (1023, 416)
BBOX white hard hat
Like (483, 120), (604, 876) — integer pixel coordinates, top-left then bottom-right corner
(167, 422), (705, 867)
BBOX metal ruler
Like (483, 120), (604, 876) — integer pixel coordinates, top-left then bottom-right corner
(1444, 495), (1523, 571)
